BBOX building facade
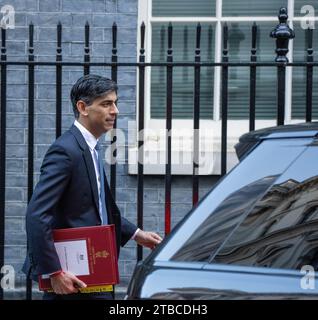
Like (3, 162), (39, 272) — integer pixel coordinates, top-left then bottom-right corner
(0, 0), (316, 298)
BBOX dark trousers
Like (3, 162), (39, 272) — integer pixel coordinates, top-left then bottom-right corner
(43, 291), (114, 300)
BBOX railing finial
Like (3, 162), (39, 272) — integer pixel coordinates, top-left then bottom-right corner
(270, 7), (295, 62)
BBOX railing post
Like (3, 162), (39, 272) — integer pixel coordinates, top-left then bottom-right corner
(306, 27), (313, 122)
(137, 22), (145, 261)
(26, 22), (35, 301)
(221, 23), (228, 176)
(270, 7), (295, 126)
(110, 22), (118, 201)
(165, 23), (173, 235)
(0, 27), (6, 301)
(249, 23), (257, 132)
(84, 21), (90, 75)
(193, 23), (201, 206)
(56, 22), (62, 138)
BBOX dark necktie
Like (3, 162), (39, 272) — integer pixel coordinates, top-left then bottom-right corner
(94, 142), (108, 225)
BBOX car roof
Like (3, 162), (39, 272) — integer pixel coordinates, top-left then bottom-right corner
(235, 122), (318, 160)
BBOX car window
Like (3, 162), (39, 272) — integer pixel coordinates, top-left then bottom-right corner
(211, 140), (318, 270)
(157, 137), (312, 262)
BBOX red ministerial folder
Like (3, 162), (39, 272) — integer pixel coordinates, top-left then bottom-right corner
(38, 225), (119, 291)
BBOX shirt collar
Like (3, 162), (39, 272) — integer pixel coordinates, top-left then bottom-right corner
(74, 120), (98, 151)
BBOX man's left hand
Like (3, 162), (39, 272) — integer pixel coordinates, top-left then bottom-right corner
(134, 230), (163, 250)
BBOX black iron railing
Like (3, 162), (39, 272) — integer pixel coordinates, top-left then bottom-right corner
(0, 7), (315, 300)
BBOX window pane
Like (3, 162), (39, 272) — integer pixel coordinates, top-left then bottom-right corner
(212, 143), (318, 270)
(226, 23), (277, 119)
(169, 138), (310, 262)
(294, 1), (317, 17)
(152, 0), (216, 17)
(222, 0), (287, 16)
(151, 23), (214, 119)
(292, 25), (318, 119)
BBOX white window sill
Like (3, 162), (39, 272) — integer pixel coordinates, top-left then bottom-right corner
(127, 119), (303, 175)
(128, 147), (238, 175)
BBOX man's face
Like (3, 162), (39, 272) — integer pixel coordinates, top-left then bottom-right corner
(80, 91), (118, 138)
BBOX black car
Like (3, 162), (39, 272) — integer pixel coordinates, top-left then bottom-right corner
(127, 123), (318, 299)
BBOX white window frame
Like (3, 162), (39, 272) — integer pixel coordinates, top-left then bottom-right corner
(128, 0), (311, 175)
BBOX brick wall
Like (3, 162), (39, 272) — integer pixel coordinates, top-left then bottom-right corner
(1, 0), (218, 299)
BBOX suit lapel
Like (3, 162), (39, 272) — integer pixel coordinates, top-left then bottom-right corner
(83, 148), (100, 214)
(70, 124), (100, 215)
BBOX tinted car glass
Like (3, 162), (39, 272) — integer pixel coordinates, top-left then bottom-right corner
(158, 137), (312, 262)
(212, 140), (318, 270)
(171, 175), (278, 261)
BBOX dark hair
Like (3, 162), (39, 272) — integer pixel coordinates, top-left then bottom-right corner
(70, 74), (118, 118)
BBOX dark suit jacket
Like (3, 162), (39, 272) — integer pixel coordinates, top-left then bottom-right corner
(22, 124), (137, 280)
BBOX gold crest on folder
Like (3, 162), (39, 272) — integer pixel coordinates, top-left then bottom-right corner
(95, 250), (109, 259)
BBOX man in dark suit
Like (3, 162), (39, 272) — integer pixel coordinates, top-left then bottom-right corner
(23, 74), (162, 300)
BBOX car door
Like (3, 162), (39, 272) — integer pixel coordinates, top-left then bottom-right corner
(128, 136), (318, 299)
(159, 137), (313, 263)
(205, 138), (318, 298)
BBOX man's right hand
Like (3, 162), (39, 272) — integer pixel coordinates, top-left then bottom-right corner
(50, 271), (87, 295)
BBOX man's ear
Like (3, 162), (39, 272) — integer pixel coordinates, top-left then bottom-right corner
(77, 100), (88, 116)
